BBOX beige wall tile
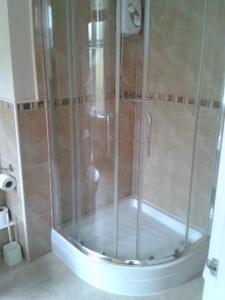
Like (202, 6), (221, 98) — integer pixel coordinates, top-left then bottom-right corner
(18, 109), (48, 168)
(118, 102), (135, 199)
(190, 108), (221, 231)
(26, 211), (52, 260)
(146, 0), (204, 97)
(23, 162), (51, 260)
(136, 101), (195, 222)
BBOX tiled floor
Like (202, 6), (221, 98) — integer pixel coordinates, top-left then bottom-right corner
(0, 252), (204, 300)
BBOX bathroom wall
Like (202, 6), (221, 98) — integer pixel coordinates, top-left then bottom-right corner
(44, 0), (136, 224)
(0, 0), (52, 261)
(33, 0), (224, 231)
(0, 0), (134, 260)
(0, 101), (27, 257)
(17, 104), (51, 260)
(0, 90), (51, 262)
(118, 33), (143, 200)
(10, 0), (52, 260)
(131, 0), (225, 233)
(0, 0), (14, 101)
(0, 189), (7, 256)
(0, 0), (38, 103)
(189, 0), (225, 232)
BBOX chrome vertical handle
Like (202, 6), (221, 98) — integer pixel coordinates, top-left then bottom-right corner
(106, 113), (113, 156)
(145, 113), (152, 158)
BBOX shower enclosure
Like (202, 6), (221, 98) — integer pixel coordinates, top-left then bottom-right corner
(42, 0), (225, 295)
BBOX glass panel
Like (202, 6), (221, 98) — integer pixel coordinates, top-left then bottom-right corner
(188, 0), (225, 238)
(116, 0), (144, 260)
(117, 33), (141, 260)
(74, 0), (117, 257)
(44, 0), (118, 257)
(43, 0), (75, 232)
(137, 0), (207, 261)
(43, 0), (225, 264)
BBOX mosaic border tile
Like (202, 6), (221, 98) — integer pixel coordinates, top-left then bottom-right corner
(120, 91), (220, 109)
(0, 91), (221, 112)
(16, 101), (45, 111)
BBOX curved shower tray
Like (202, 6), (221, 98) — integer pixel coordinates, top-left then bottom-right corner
(52, 228), (208, 296)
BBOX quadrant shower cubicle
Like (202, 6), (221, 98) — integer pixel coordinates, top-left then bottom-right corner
(43, 0), (225, 266)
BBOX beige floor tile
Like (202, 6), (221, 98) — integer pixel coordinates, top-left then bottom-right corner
(0, 253), (204, 300)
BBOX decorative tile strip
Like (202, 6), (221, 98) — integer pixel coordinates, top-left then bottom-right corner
(16, 101), (45, 111)
(0, 91), (221, 112)
(213, 100), (220, 108)
(120, 90), (221, 109)
(200, 99), (211, 107)
(46, 91), (221, 111)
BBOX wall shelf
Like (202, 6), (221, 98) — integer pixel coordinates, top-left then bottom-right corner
(0, 221), (15, 231)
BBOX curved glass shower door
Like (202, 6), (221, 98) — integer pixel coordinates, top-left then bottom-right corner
(43, 0), (222, 265)
(136, 0), (217, 261)
(73, 0), (118, 257)
(43, 0), (119, 258)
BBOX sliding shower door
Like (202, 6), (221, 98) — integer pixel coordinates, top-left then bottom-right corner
(44, 0), (119, 257)
(137, 0), (208, 260)
(43, 0), (219, 264)
(73, 0), (118, 257)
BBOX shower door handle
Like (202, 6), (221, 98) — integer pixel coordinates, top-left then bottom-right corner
(106, 113), (113, 156)
(145, 113), (152, 158)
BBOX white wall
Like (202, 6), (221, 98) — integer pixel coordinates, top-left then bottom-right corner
(8, 0), (38, 102)
(0, 0), (15, 102)
(0, 0), (38, 103)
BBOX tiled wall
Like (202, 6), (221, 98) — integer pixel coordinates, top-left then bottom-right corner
(17, 106), (51, 260)
(46, 98), (135, 223)
(0, 102), (27, 257)
(189, 0), (225, 231)
(146, 0), (205, 97)
(132, 98), (220, 232)
(130, 0), (224, 233)
(1, 0), (53, 261)
(45, 0), (135, 224)
(0, 0), (51, 261)
(0, 99), (51, 260)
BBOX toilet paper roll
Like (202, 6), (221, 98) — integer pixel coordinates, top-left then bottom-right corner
(0, 206), (8, 228)
(0, 174), (17, 192)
